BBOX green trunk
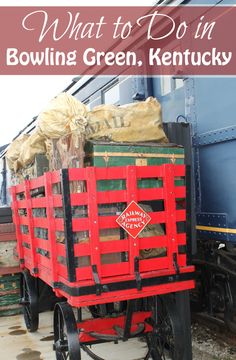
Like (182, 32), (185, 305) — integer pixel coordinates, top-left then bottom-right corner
(84, 141), (185, 191)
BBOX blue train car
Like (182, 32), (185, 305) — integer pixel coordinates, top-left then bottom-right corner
(64, 72), (236, 330)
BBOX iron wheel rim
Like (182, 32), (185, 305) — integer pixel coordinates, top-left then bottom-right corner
(20, 270), (39, 332)
(146, 295), (184, 360)
(54, 302), (81, 360)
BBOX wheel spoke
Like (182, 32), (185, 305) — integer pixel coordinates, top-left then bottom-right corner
(54, 302), (81, 360)
(146, 295), (186, 360)
(20, 271), (39, 332)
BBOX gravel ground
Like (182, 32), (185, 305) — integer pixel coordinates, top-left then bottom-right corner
(192, 319), (236, 360)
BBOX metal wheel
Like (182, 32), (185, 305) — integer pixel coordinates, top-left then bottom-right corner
(145, 295), (185, 360)
(224, 278), (236, 333)
(53, 302), (81, 360)
(20, 270), (39, 332)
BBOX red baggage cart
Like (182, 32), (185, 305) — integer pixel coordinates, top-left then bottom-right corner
(11, 164), (194, 359)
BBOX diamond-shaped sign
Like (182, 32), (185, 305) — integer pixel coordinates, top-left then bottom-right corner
(116, 201), (151, 239)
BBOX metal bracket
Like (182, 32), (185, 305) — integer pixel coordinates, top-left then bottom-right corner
(92, 264), (102, 296)
(134, 257), (142, 291)
(61, 169), (76, 283)
(31, 268), (39, 275)
(197, 213), (228, 228)
(193, 125), (236, 147)
(173, 253), (180, 275)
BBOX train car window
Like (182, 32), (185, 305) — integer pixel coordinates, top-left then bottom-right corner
(102, 82), (120, 105)
(160, 44), (184, 95)
(174, 78), (184, 90)
(161, 76), (184, 96)
(83, 100), (92, 110)
(83, 95), (102, 110)
(161, 76), (172, 95)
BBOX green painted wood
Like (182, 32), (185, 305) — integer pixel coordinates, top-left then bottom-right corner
(0, 273), (21, 316)
(84, 141), (184, 191)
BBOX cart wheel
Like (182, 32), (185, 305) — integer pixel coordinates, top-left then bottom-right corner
(53, 302), (81, 360)
(20, 270), (39, 332)
(145, 295), (185, 360)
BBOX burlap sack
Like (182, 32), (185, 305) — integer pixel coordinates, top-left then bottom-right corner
(37, 93), (88, 139)
(18, 131), (46, 169)
(6, 134), (30, 172)
(86, 97), (168, 143)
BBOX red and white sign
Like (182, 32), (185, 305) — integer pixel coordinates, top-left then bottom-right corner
(116, 201), (151, 239)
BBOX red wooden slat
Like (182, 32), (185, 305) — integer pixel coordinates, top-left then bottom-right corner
(24, 180), (37, 270)
(16, 200), (27, 209)
(29, 175), (44, 189)
(173, 165), (185, 176)
(54, 218), (64, 231)
(32, 218), (48, 228)
(178, 254), (187, 266)
(136, 165), (164, 178)
(24, 261), (33, 271)
(31, 198), (47, 208)
(148, 211), (166, 224)
(86, 167), (102, 279)
(10, 187), (24, 266)
(174, 186), (186, 198)
(51, 171), (60, 183)
(72, 218), (89, 232)
(89, 166), (127, 181)
(44, 171), (59, 283)
(68, 280), (195, 308)
(176, 209), (186, 221)
(101, 263), (129, 278)
(163, 165), (178, 271)
(19, 217), (29, 225)
(177, 233), (186, 245)
(53, 194), (62, 208)
(99, 240), (129, 254)
(36, 253), (50, 268)
(126, 166), (139, 275)
(22, 246), (31, 258)
(70, 192), (88, 206)
(98, 216), (119, 229)
(140, 257), (169, 272)
(139, 235), (167, 250)
(76, 267), (93, 281)
(57, 263), (68, 279)
(21, 233), (30, 243)
(15, 183), (25, 193)
(74, 243), (91, 257)
(56, 243), (66, 257)
(35, 238), (49, 251)
(137, 188), (164, 201)
(68, 167), (87, 181)
(96, 190), (127, 204)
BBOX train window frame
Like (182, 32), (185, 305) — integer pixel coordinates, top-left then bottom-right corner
(83, 93), (103, 110)
(160, 76), (184, 96)
(102, 80), (120, 105)
(160, 42), (185, 96)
